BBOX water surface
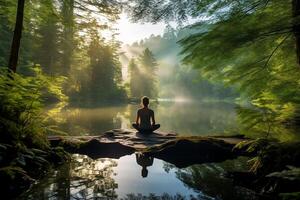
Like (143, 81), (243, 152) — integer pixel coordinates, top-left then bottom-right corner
(46, 101), (237, 136)
(20, 154), (255, 200)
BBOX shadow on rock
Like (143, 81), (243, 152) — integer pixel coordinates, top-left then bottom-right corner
(52, 138), (135, 159)
(146, 139), (237, 168)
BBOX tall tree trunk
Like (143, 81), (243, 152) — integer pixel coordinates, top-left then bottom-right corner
(8, 0), (25, 72)
(61, 0), (74, 76)
(293, 0), (300, 66)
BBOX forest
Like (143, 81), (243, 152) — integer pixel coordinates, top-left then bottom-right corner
(0, 0), (300, 199)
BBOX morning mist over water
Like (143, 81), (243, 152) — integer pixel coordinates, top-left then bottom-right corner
(46, 100), (237, 136)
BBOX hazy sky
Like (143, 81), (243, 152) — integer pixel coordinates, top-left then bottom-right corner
(115, 13), (171, 45)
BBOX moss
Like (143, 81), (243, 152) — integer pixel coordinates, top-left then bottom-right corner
(57, 138), (83, 153)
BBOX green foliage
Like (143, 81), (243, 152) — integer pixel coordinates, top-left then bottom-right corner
(0, 66), (67, 149)
(0, 0), (125, 95)
(267, 166), (300, 181)
(234, 138), (272, 154)
(177, 0), (300, 137)
(235, 139), (300, 175)
(236, 103), (300, 140)
(32, 0), (60, 75)
(139, 48), (158, 98)
(128, 58), (143, 97)
(128, 48), (158, 98)
(233, 138), (275, 172)
(69, 24), (126, 104)
(128, 0), (200, 23)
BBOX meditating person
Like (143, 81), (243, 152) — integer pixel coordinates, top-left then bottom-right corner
(132, 96), (160, 133)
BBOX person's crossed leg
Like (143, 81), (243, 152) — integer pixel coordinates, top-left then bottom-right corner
(132, 123), (160, 133)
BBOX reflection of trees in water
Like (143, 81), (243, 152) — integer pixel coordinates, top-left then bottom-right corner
(163, 158), (257, 200)
(46, 106), (127, 135)
(46, 101), (240, 136)
(70, 154), (118, 199)
(19, 154), (119, 199)
(45, 100), (300, 139)
(154, 102), (237, 135)
(18, 161), (72, 200)
(119, 102), (237, 135)
(120, 193), (211, 200)
(20, 154), (254, 200)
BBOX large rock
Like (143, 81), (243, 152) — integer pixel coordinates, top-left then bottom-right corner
(48, 129), (250, 165)
(145, 138), (238, 168)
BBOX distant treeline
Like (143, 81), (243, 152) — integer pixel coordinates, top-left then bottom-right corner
(123, 27), (238, 101)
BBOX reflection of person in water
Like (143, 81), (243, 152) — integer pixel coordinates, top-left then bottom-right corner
(132, 96), (160, 133)
(136, 153), (154, 178)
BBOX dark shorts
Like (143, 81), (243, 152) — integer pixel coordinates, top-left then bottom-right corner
(132, 123), (160, 133)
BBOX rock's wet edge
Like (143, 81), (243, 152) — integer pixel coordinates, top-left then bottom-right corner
(48, 129), (251, 168)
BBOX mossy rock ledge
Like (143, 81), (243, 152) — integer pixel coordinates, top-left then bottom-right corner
(48, 129), (251, 168)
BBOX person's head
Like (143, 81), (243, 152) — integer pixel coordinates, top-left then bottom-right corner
(141, 96), (149, 107)
(141, 167), (148, 178)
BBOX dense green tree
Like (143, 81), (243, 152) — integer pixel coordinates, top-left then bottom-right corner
(33, 0), (60, 75)
(78, 26), (126, 104)
(127, 48), (159, 98)
(128, 58), (142, 97)
(292, 0), (300, 65)
(109, 35), (124, 88)
(60, 0), (74, 76)
(0, 0), (13, 67)
(0, 0), (128, 104)
(138, 48), (158, 98)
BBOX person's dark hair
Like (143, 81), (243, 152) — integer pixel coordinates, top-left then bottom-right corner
(141, 96), (149, 107)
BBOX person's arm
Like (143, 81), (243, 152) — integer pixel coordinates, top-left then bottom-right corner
(136, 110), (140, 125)
(151, 110), (156, 125)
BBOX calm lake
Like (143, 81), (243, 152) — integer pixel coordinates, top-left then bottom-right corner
(20, 154), (256, 200)
(24, 100), (294, 199)
(46, 101), (238, 136)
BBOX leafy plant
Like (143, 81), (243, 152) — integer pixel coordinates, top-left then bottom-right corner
(267, 166), (300, 181)
(0, 65), (67, 149)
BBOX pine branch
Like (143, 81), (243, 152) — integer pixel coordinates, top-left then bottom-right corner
(263, 34), (291, 71)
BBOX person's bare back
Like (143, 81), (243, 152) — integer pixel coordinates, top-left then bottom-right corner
(132, 96), (160, 133)
(138, 107), (154, 129)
